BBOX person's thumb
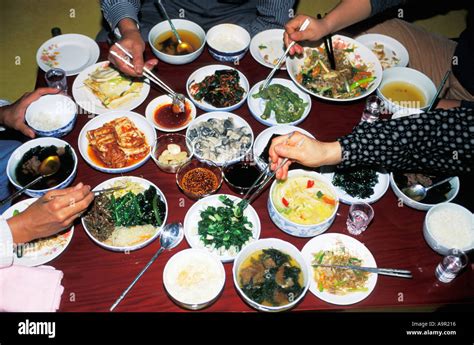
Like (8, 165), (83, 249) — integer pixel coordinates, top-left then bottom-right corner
(17, 123), (35, 138)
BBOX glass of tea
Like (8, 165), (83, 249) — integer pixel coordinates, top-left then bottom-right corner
(45, 68), (68, 93)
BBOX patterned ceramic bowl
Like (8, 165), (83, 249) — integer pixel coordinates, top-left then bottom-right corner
(206, 24), (250, 63)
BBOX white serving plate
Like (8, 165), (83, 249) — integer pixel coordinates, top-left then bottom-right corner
(249, 29), (287, 69)
(183, 194), (261, 262)
(78, 110), (156, 173)
(247, 78), (312, 127)
(301, 233), (378, 305)
(356, 33), (409, 69)
(2, 198), (74, 267)
(72, 61), (150, 115)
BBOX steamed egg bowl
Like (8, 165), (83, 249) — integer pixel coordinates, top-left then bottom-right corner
(268, 170), (339, 237)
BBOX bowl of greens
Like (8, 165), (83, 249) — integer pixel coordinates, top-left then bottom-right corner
(247, 78), (311, 126)
(82, 176), (168, 252)
(183, 194), (261, 262)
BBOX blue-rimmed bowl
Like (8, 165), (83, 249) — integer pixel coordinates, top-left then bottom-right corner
(25, 94), (77, 138)
(206, 24), (250, 63)
(6, 137), (78, 198)
(268, 170), (339, 237)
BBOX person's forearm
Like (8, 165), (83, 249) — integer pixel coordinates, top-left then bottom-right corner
(7, 215), (34, 243)
(323, 0), (372, 35)
(118, 17), (140, 36)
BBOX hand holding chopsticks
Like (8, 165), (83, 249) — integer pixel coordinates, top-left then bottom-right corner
(317, 13), (336, 70)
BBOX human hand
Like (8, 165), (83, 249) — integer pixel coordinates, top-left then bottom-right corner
(269, 132), (342, 180)
(7, 183), (94, 243)
(108, 19), (158, 76)
(0, 87), (60, 138)
(435, 99), (461, 110)
(284, 14), (330, 55)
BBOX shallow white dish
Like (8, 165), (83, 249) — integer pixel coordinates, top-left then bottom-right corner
(390, 173), (460, 211)
(183, 194), (261, 262)
(36, 34), (100, 76)
(286, 35), (382, 102)
(355, 34), (409, 69)
(6, 137), (78, 198)
(81, 176), (168, 252)
(320, 168), (390, 205)
(253, 125), (314, 171)
(72, 61), (150, 115)
(247, 78), (312, 127)
(233, 238), (310, 312)
(78, 110), (156, 173)
(2, 198), (74, 267)
(145, 95), (196, 132)
(185, 111), (253, 166)
(249, 29), (286, 69)
(148, 19), (206, 65)
(186, 65), (249, 112)
(301, 233), (378, 305)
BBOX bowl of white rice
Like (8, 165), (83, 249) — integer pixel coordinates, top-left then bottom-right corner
(424, 203), (474, 255)
(163, 248), (225, 310)
(25, 94), (77, 137)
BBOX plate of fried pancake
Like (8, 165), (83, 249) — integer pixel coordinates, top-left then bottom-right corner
(78, 111), (156, 173)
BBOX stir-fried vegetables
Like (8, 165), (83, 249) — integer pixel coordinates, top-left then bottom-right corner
(189, 69), (245, 107)
(197, 195), (254, 252)
(252, 84), (308, 123)
(296, 40), (375, 99)
(312, 246), (369, 295)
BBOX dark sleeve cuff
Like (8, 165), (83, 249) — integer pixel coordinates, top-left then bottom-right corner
(460, 100), (474, 109)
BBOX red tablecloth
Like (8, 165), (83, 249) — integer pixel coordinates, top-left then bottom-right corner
(34, 43), (473, 312)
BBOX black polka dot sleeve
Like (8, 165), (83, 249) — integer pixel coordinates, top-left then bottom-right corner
(337, 108), (474, 174)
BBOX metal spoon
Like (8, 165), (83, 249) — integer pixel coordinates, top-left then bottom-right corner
(110, 222), (184, 311)
(0, 155), (60, 206)
(402, 177), (453, 202)
(155, 0), (193, 55)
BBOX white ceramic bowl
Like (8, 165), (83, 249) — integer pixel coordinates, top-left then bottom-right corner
(163, 248), (226, 310)
(247, 78), (311, 127)
(268, 170), (339, 237)
(390, 173), (460, 211)
(186, 65), (249, 112)
(151, 133), (194, 174)
(424, 203), (474, 255)
(286, 35), (382, 102)
(6, 137), (78, 198)
(25, 94), (77, 137)
(78, 110), (156, 173)
(148, 19), (206, 65)
(377, 67), (437, 114)
(81, 176), (168, 252)
(145, 95), (196, 132)
(185, 111), (254, 166)
(206, 24), (250, 63)
(233, 238), (310, 312)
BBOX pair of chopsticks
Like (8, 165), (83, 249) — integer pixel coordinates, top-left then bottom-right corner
(313, 264), (413, 279)
(317, 14), (336, 70)
(110, 43), (178, 99)
(262, 18), (311, 90)
(239, 132), (305, 208)
(42, 186), (125, 203)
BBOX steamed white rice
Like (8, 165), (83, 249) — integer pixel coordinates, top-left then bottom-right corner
(29, 112), (67, 131)
(428, 208), (474, 249)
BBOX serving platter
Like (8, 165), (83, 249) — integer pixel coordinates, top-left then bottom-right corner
(2, 198), (74, 267)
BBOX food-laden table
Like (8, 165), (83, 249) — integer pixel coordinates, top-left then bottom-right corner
(34, 43), (473, 312)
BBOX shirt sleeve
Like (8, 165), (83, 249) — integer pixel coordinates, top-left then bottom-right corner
(337, 108), (474, 174)
(100, 0), (141, 31)
(369, 0), (405, 16)
(0, 217), (13, 269)
(246, 0), (295, 37)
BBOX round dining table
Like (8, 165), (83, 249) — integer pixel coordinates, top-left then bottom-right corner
(32, 42), (473, 312)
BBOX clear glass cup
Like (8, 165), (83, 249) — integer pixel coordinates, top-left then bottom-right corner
(435, 249), (468, 283)
(45, 68), (68, 93)
(346, 202), (374, 235)
(361, 95), (384, 123)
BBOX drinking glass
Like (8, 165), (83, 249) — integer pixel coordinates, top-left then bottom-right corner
(45, 68), (68, 93)
(346, 202), (374, 235)
(435, 249), (468, 283)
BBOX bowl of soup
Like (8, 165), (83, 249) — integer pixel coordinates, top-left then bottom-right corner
(376, 67), (436, 114)
(233, 238), (310, 312)
(149, 19), (206, 65)
(268, 170), (339, 237)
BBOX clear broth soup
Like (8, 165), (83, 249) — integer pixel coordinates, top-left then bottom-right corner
(381, 81), (426, 108)
(154, 30), (201, 56)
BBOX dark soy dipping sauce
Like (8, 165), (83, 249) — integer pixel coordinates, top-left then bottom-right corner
(225, 162), (261, 188)
(153, 103), (191, 129)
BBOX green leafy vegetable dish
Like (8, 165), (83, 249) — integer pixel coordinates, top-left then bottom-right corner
(83, 179), (166, 248)
(332, 168), (378, 199)
(252, 84), (308, 123)
(197, 195), (254, 257)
